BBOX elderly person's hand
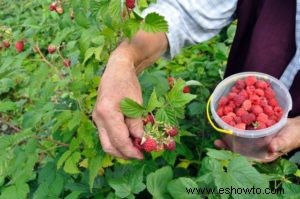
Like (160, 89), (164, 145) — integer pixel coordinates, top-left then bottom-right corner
(92, 31), (168, 159)
(214, 116), (300, 162)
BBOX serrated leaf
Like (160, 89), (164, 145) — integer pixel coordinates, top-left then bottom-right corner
(120, 98), (146, 118)
(282, 183), (300, 198)
(109, 0), (122, 22)
(64, 151), (81, 174)
(155, 108), (177, 125)
(124, 18), (141, 38)
(141, 13), (168, 33)
(0, 183), (29, 199)
(167, 80), (197, 108)
(146, 88), (161, 112)
(0, 101), (17, 112)
(57, 150), (72, 169)
(167, 178), (198, 199)
(146, 166), (173, 199)
(88, 155), (103, 192)
(206, 149), (234, 160)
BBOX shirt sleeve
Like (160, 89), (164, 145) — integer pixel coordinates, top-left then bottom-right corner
(141, 0), (238, 59)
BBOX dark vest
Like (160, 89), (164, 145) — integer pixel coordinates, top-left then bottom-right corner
(226, 0), (299, 117)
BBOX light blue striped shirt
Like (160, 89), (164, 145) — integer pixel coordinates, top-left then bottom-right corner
(142, 0), (300, 89)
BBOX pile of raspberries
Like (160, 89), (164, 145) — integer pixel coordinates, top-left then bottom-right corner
(216, 76), (283, 130)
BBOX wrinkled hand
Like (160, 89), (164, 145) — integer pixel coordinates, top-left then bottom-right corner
(92, 57), (144, 159)
(214, 116), (300, 162)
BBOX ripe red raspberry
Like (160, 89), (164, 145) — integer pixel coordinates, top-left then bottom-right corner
(143, 114), (155, 125)
(247, 95), (258, 105)
(259, 96), (268, 106)
(268, 98), (278, 107)
(234, 116), (242, 124)
(3, 40), (10, 48)
(234, 123), (246, 130)
(133, 137), (143, 150)
(164, 140), (176, 151)
(228, 101), (236, 109)
(255, 80), (268, 89)
(251, 105), (263, 116)
(165, 127), (178, 137)
(266, 119), (276, 127)
(217, 107), (224, 117)
(255, 121), (267, 129)
(242, 99), (252, 111)
(231, 86), (240, 93)
(241, 113), (255, 125)
(274, 106), (283, 118)
(245, 76), (257, 86)
(236, 108), (248, 117)
(263, 105), (274, 116)
(235, 79), (246, 89)
(48, 44), (56, 54)
(223, 106), (233, 115)
(233, 95), (246, 107)
(142, 138), (157, 152)
(228, 92), (237, 100)
(239, 90), (249, 98)
(246, 85), (256, 95)
(126, 0), (135, 9)
(183, 86), (190, 93)
(221, 115), (233, 124)
(255, 89), (264, 97)
(257, 113), (269, 123)
(15, 41), (24, 53)
(218, 96), (228, 107)
(265, 87), (275, 99)
(49, 2), (57, 11)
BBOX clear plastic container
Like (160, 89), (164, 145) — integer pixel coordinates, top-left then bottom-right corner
(209, 72), (293, 160)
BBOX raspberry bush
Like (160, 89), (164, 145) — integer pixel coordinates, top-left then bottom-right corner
(0, 0), (300, 198)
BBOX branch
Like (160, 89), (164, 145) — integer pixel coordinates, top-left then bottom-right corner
(0, 117), (21, 132)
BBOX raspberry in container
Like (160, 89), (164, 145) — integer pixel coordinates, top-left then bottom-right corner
(206, 72), (292, 161)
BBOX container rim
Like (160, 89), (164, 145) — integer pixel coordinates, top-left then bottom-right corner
(210, 71), (293, 138)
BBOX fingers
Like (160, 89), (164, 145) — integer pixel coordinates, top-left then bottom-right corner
(214, 139), (229, 150)
(93, 108), (144, 160)
(98, 127), (124, 158)
(125, 118), (144, 138)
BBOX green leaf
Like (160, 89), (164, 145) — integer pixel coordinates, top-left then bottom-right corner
(167, 80), (197, 108)
(108, 178), (132, 198)
(155, 108), (177, 125)
(214, 156), (269, 199)
(57, 150), (72, 169)
(109, 0), (122, 22)
(124, 18), (141, 38)
(0, 183), (29, 199)
(146, 89), (161, 112)
(88, 155), (103, 192)
(282, 183), (300, 198)
(64, 151), (81, 174)
(206, 149), (234, 160)
(279, 159), (298, 175)
(120, 98), (146, 118)
(0, 101), (17, 112)
(167, 178), (199, 199)
(146, 166), (173, 199)
(141, 13), (168, 33)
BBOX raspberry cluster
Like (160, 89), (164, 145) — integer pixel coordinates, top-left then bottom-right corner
(217, 76), (283, 130)
(133, 114), (178, 152)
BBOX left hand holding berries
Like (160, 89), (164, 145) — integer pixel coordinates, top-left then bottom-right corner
(214, 116), (300, 162)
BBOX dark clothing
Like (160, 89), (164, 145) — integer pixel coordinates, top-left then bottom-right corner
(226, 0), (299, 117)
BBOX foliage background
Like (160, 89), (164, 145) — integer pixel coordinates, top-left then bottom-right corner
(0, 0), (299, 198)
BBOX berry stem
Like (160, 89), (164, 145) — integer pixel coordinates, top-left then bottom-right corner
(34, 43), (63, 79)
